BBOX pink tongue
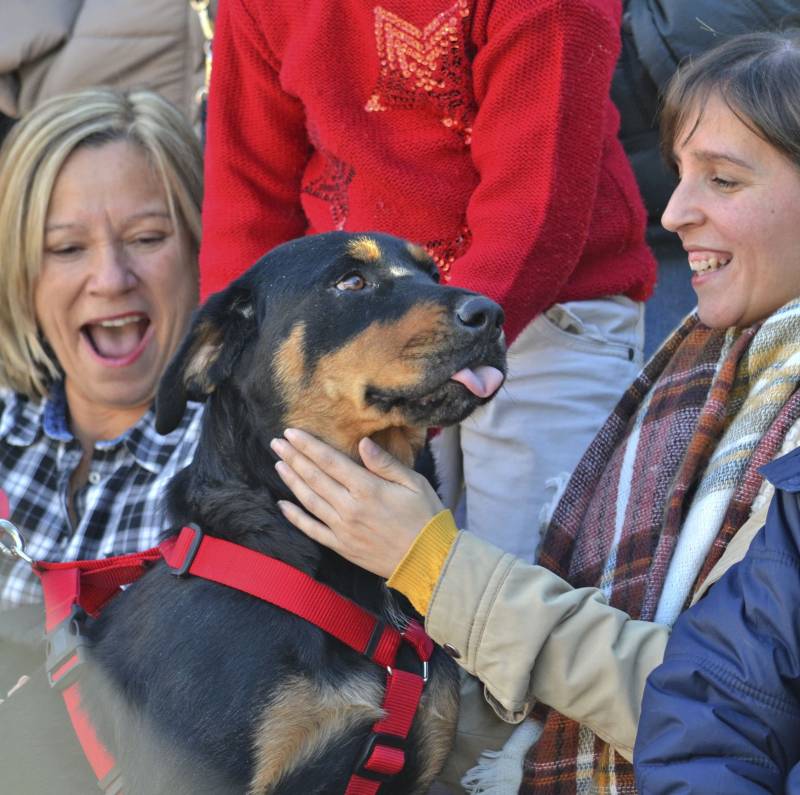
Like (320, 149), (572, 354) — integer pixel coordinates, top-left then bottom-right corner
(450, 366), (504, 398)
(87, 323), (144, 359)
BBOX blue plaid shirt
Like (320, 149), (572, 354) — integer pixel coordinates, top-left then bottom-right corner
(0, 385), (202, 609)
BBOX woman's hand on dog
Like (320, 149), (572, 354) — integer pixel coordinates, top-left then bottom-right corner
(271, 429), (444, 578)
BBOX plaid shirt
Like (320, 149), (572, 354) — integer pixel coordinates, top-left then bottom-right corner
(0, 385), (202, 609)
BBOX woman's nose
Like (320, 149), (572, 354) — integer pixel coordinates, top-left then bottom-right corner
(88, 244), (137, 294)
(661, 179), (704, 234)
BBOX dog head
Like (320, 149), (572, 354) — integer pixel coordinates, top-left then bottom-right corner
(156, 231), (506, 465)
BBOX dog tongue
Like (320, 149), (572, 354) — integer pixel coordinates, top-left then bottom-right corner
(450, 366), (504, 398)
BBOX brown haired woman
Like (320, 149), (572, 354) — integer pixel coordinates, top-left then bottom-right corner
(270, 29), (800, 794)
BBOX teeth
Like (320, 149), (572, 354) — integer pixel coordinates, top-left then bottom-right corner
(689, 257), (731, 273)
(97, 316), (141, 328)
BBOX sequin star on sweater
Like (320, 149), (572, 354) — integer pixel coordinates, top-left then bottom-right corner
(199, 0), (655, 345)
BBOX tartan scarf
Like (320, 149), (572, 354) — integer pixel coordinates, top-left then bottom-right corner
(520, 299), (800, 794)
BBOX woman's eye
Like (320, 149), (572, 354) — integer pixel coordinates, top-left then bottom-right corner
(130, 234), (166, 247)
(47, 245), (83, 258)
(336, 273), (366, 291)
(712, 176), (738, 190)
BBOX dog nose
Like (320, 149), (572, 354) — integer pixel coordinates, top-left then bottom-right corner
(455, 295), (504, 335)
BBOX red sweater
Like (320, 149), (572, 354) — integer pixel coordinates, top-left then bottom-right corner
(200, 0), (655, 344)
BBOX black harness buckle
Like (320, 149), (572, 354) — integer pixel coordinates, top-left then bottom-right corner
(45, 604), (88, 691)
(354, 732), (406, 782)
(168, 525), (204, 576)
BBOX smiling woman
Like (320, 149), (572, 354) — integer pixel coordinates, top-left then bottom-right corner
(662, 98), (800, 330)
(270, 30), (800, 793)
(0, 90), (202, 643)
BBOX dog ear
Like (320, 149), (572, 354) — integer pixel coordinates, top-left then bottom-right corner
(155, 282), (257, 434)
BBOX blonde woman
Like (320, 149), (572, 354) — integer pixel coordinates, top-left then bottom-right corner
(0, 89), (203, 702)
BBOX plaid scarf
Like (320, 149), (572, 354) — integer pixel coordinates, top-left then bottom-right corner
(520, 300), (800, 794)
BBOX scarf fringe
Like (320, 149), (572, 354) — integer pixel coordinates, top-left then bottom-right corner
(461, 719), (542, 794)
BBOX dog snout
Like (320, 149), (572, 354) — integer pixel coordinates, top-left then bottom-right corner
(455, 295), (504, 337)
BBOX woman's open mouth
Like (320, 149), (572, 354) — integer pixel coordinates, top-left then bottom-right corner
(81, 313), (152, 367)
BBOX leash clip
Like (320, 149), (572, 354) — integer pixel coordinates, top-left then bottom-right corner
(0, 519), (33, 565)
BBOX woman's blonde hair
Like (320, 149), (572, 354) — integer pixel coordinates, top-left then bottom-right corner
(0, 88), (203, 398)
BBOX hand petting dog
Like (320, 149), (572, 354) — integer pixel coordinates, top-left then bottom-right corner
(272, 429), (443, 579)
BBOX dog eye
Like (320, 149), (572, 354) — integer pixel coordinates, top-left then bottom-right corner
(336, 273), (366, 291)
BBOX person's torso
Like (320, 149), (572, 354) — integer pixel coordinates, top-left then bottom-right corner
(257, 0), (650, 289)
(0, 390), (202, 608)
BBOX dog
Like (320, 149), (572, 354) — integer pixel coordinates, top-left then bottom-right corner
(35, 231), (507, 793)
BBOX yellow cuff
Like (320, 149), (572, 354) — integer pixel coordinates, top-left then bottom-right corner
(386, 509), (458, 616)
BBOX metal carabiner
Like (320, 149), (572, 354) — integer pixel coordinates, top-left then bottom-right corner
(0, 519), (34, 565)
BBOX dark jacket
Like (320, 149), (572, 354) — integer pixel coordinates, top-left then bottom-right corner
(612, 0), (800, 222)
(634, 445), (800, 794)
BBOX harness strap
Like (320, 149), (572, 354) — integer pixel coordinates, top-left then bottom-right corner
(161, 527), (434, 790)
(34, 525), (433, 793)
(38, 548), (162, 617)
(159, 527), (408, 666)
(37, 559), (147, 793)
(347, 668), (427, 793)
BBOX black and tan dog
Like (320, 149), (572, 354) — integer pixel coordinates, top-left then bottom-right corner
(75, 231), (506, 793)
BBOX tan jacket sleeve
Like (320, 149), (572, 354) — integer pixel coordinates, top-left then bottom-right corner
(425, 531), (669, 760)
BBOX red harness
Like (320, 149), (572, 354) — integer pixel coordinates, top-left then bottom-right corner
(32, 525), (433, 795)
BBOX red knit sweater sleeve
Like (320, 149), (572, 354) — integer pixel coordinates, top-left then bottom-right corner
(450, 0), (628, 340)
(199, 0), (309, 298)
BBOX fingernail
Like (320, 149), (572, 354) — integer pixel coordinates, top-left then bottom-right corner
(276, 500), (288, 513)
(270, 438), (286, 455)
(284, 428), (302, 442)
(360, 437), (379, 454)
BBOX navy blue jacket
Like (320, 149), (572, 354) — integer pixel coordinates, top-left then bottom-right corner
(634, 446), (800, 794)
